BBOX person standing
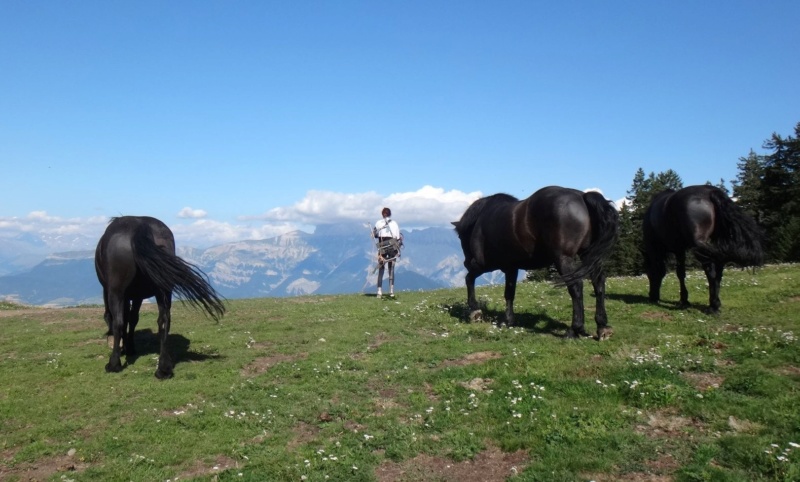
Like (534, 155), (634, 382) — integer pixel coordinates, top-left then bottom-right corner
(373, 207), (402, 298)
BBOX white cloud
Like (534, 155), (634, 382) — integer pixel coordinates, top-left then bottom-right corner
(0, 186), (485, 253)
(384, 185), (482, 227)
(256, 190), (384, 224)
(170, 219), (301, 247)
(0, 212), (110, 253)
(0, 212), (109, 237)
(177, 207), (208, 219)
(256, 185), (482, 228)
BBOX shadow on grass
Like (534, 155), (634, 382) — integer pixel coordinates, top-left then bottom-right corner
(606, 293), (719, 315)
(123, 328), (223, 367)
(604, 292), (651, 305)
(605, 292), (716, 315)
(444, 301), (570, 337)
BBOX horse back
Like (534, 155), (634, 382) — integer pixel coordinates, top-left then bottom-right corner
(646, 185), (722, 253)
(523, 186), (592, 256)
(671, 186), (716, 244)
(96, 216), (176, 295)
(453, 193), (528, 269)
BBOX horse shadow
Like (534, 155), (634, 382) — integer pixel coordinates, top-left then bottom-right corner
(604, 292), (650, 305)
(604, 292), (716, 314)
(123, 328), (223, 367)
(445, 301), (570, 337)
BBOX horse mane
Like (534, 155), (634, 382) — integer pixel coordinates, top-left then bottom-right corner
(452, 193), (518, 237)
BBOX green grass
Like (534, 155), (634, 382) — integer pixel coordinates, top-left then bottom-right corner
(1, 264), (799, 481)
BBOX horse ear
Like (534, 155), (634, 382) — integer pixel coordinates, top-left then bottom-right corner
(451, 221), (460, 228)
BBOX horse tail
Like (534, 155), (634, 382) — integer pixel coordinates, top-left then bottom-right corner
(704, 189), (764, 267)
(560, 191), (620, 285)
(131, 224), (226, 321)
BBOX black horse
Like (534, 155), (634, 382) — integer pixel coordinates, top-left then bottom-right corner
(643, 185), (763, 313)
(95, 216), (225, 378)
(452, 186), (619, 339)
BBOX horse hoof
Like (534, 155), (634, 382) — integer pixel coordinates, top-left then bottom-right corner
(703, 307), (720, 316)
(469, 310), (483, 322)
(155, 369), (174, 379)
(597, 326), (614, 341)
(105, 362), (122, 373)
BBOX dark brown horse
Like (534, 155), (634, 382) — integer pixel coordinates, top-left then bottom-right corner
(643, 185), (763, 313)
(452, 186), (619, 339)
(95, 216), (225, 378)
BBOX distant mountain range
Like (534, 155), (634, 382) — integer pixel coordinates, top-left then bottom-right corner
(0, 223), (509, 307)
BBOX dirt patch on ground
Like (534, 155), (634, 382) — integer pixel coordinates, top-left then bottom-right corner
(174, 454), (240, 479)
(287, 421), (321, 450)
(681, 372), (724, 391)
(441, 351), (503, 367)
(459, 378), (494, 392)
(776, 364), (800, 376)
(0, 449), (89, 481)
(352, 332), (395, 360)
(367, 332), (393, 350)
(727, 415), (762, 433)
(583, 471), (673, 482)
(241, 352), (308, 376)
(374, 445), (528, 482)
(0, 306), (102, 325)
(285, 297), (336, 304)
(636, 410), (705, 439)
(641, 311), (672, 321)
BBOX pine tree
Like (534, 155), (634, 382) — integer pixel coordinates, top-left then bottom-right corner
(731, 150), (765, 222)
(760, 123), (800, 261)
(606, 168), (683, 277)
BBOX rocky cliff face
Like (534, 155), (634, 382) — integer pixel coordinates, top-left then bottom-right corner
(0, 225), (489, 306)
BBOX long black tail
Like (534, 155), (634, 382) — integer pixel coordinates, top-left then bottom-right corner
(131, 225), (226, 320)
(703, 189), (764, 266)
(560, 191), (620, 285)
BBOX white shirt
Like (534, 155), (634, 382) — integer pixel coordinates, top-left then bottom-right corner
(375, 218), (400, 239)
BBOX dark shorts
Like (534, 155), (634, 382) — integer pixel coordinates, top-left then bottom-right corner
(378, 237), (400, 261)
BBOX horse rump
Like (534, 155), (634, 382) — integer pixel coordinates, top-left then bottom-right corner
(131, 224), (225, 321)
(706, 188), (764, 267)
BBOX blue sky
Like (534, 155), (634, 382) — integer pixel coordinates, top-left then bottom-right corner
(1, 1), (798, 249)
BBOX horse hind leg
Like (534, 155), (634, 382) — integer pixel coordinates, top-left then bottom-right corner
(556, 256), (590, 339)
(105, 292), (126, 373)
(502, 269), (518, 327)
(646, 251), (667, 303)
(154, 292), (174, 379)
(465, 271), (482, 322)
(591, 270), (613, 340)
(676, 251), (690, 308)
(702, 260), (724, 314)
(102, 287), (112, 336)
(123, 298), (143, 358)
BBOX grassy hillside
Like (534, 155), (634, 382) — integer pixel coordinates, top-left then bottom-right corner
(1, 264), (799, 481)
